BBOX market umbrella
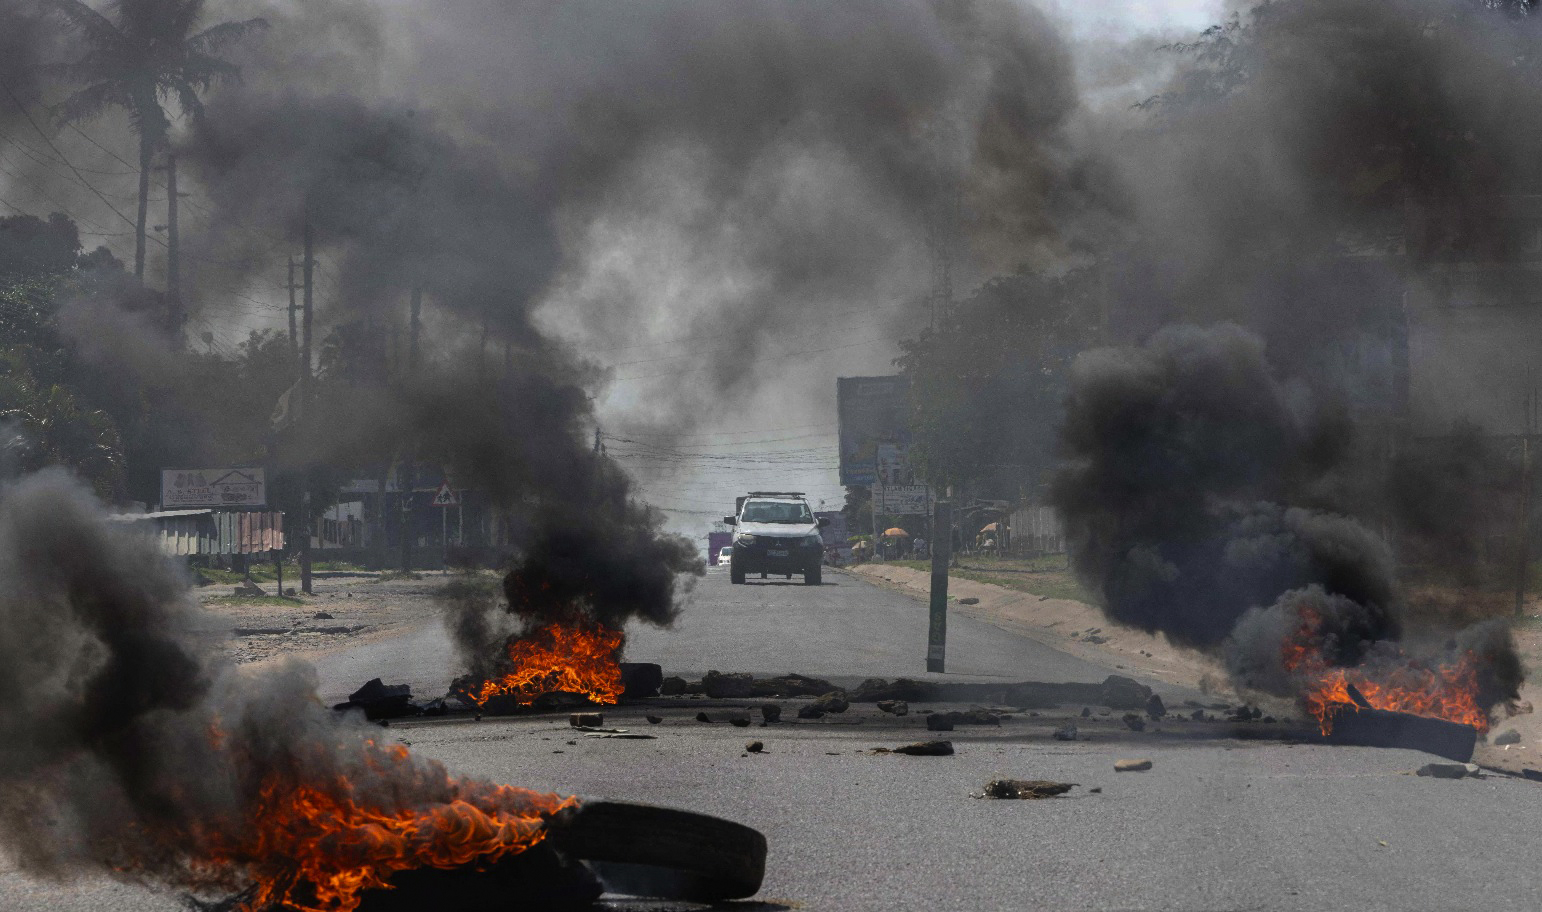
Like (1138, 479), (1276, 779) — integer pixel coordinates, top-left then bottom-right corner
(881, 527), (910, 538)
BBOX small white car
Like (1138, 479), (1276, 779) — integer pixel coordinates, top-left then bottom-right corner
(716, 545), (734, 566)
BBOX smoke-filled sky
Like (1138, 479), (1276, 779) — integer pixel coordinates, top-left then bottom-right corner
(0, 0), (1237, 544)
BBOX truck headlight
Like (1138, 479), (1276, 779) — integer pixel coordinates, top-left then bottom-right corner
(736, 533), (757, 546)
(802, 535), (824, 547)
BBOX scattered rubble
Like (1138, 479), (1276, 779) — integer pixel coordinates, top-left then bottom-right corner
(1146, 694), (1166, 720)
(729, 717), (752, 728)
(1415, 762), (1481, 779)
(1494, 729), (1522, 746)
(620, 663), (664, 700)
(746, 741), (764, 754)
(796, 705), (825, 720)
(877, 700), (909, 716)
(759, 704), (782, 723)
(1114, 759), (1153, 772)
(702, 671), (756, 698)
(982, 779), (1077, 800)
(646, 715), (663, 724)
(1123, 714), (1146, 732)
(333, 678), (415, 720)
(661, 676), (688, 695)
(882, 740), (955, 756)
(696, 712), (714, 723)
(957, 597), (980, 605)
(313, 611), (334, 620)
(570, 713), (604, 728)
(848, 674), (1152, 710)
(926, 714), (954, 732)
(809, 692), (850, 714)
(1052, 724), (1077, 741)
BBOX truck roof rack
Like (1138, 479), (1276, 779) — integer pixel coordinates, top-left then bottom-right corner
(746, 491), (805, 497)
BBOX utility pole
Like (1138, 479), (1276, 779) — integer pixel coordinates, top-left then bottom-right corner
(286, 256), (300, 368)
(164, 153), (182, 340)
(927, 497), (951, 672)
(299, 219), (315, 595)
(399, 282), (422, 574)
(1518, 375), (1537, 615)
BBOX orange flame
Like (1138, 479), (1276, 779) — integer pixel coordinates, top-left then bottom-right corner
(196, 739), (575, 912)
(468, 619), (625, 707)
(1281, 605), (1488, 734)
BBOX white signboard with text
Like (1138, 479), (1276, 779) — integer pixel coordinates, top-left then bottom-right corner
(875, 484), (932, 516)
(161, 468), (266, 508)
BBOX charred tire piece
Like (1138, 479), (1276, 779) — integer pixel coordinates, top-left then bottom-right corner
(805, 564), (822, 586)
(547, 799), (766, 901)
(730, 560), (746, 585)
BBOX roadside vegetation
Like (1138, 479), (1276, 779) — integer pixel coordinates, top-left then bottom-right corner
(886, 554), (1092, 604)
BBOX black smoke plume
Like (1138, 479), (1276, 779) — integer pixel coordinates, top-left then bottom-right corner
(0, 471), (572, 907)
(1053, 325), (1523, 712)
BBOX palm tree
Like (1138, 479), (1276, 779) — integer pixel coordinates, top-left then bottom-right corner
(43, 0), (267, 281)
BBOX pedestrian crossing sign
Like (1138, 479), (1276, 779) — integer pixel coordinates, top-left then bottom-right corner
(432, 481), (460, 506)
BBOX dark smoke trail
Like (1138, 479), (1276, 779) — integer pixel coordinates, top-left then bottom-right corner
(1052, 325), (1523, 713)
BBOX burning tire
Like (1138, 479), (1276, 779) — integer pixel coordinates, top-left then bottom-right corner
(546, 799), (767, 901)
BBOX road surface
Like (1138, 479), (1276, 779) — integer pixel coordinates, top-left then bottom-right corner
(3, 564), (1539, 911)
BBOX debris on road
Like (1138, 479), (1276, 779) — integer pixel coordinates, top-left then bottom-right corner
(876, 740), (955, 756)
(586, 733), (657, 740)
(1415, 762), (1481, 779)
(1080, 707), (1091, 717)
(1053, 724), (1078, 741)
(1494, 729), (1522, 746)
(981, 779), (1077, 800)
(759, 704), (782, 723)
(877, 700), (909, 716)
(958, 597), (980, 605)
(1114, 758), (1153, 772)
(729, 716), (752, 728)
(702, 670), (756, 698)
(333, 678), (416, 720)
(620, 663), (664, 700)
(661, 676), (688, 695)
(847, 674), (1152, 710)
(809, 691), (850, 714)
(696, 712), (714, 723)
(1322, 707), (1478, 763)
(1146, 694), (1166, 719)
(926, 714), (954, 732)
(646, 715), (663, 724)
(746, 741), (764, 753)
(570, 712), (604, 728)
(1123, 713), (1146, 732)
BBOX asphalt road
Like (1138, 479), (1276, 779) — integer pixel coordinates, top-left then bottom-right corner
(4, 565), (1541, 911)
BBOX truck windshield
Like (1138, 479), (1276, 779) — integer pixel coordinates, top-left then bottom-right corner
(741, 502), (812, 524)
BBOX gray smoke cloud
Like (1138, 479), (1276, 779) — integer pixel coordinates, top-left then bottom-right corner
(0, 471), (575, 906)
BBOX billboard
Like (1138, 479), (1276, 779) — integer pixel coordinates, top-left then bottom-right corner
(837, 375), (913, 486)
(875, 484), (932, 516)
(161, 468), (266, 508)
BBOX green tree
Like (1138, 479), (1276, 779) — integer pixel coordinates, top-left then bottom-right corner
(897, 268), (1101, 502)
(0, 348), (125, 499)
(43, 0), (267, 279)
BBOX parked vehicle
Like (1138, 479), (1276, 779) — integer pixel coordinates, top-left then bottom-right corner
(716, 545), (733, 566)
(723, 492), (828, 585)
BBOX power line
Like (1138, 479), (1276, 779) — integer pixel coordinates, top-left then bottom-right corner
(611, 336), (898, 382)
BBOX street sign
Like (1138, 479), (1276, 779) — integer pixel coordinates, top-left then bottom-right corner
(431, 481), (461, 507)
(162, 468), (266, 508)
(837, 375), (913, 486)
(875, 484), (931, 515)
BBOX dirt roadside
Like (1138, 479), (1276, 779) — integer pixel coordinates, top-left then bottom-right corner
(192, 572), (472, 668)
